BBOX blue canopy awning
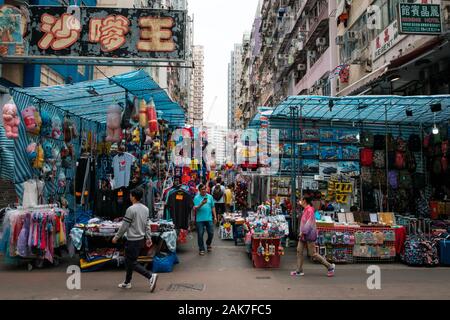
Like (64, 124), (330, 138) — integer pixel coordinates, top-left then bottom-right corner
(249, 106), (273, 128)
(10, 69), (185, 127)
(270, 95), (450, 125)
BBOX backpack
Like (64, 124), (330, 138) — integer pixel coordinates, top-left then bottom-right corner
(388, 170), (399, 189)
(395, 151), (406, 170)
(396, 137), (407, 152)
(212, 185), (224, 201)
(373, 150), (385, 168)
(360, 131), (374, 148)
(373, 135), (386, 150)
(361, 148), (374, 167)
(409, 134), (421, 152)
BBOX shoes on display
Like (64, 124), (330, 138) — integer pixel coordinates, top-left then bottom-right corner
(149, 274), (158, 293)
(118, 282), (132, 289)
(327, 264), (336, 277)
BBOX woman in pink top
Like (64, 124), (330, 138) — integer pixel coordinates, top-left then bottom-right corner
(291, 196), (336, 277)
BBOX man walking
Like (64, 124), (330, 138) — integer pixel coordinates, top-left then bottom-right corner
(212, 177), (226, 224)
(194, 184), (217, 255)
(112, 187), (158, 291)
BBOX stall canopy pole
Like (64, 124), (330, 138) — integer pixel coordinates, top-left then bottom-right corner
(385, 103), (389, 212)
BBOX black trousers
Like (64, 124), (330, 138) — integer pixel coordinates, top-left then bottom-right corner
(125, 239), (152, 284)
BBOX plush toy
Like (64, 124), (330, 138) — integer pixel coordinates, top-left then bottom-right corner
(26, 142), (37, 161)
(53, 148), (61, 167)
(139, 99), (148, 128)
(146, 99), (159, 135)
(106, 105), (122, 143)
(33, 144), (44, 169)
(64, 118), (78, 142)
(43, 141), (53, 160)
(57, 172), (66, 188)
(132, 127), (140, 144)
(144, 128), (153, 145)
(21, 105), (40, 135)
(51, 117), (62, 139)
(2, 102), (20, 139)
(40, 111), (52, 137)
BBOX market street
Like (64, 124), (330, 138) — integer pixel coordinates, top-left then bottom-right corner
(1, 233), (449, 300)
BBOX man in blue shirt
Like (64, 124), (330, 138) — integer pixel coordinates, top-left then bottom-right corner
(194, 184), (217, 255)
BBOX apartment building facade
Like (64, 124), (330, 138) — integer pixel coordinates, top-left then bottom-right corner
(228, 44), (244, 130)
(189, 45), (204, 128)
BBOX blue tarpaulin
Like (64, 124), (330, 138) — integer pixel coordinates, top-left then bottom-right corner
(270, 95), (450, 125)
(10, 69), (185, 127)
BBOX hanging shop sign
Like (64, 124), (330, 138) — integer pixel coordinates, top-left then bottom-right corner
(371, 21), (406, 61)
(0, 5), (28, 56)
(398, 3), (442, 35)
(3, 5), (186, 61)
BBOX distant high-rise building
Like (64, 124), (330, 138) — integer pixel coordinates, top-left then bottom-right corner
(203, 122), (227, 166)
(189, 45), (204, 127)
(228, 44), (243, 130)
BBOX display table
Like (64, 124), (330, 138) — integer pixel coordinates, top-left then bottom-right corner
(317, 225), (397, 263)
(251, 236), (282, 268)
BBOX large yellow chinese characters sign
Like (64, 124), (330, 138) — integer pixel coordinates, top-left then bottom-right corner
(137, 17), (176, 52)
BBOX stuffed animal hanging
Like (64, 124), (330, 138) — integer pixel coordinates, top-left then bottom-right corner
(144, 128), (153, 145)
(64, 118), (78, 143)
(132, 127), (140, 144)
(51, 117), (62, 139)
(43, 141), (53, 160)
(146, 99), (159, 135)
(2, 101), (20, 139)
(33, 144), (44, 169)
(26, 142), (37, 161)
(139, 99), (148, 128)
(22, 105), (41, 135)
(131, 97), (140, 122)
(106, 105), (122, 143)
(40, 111), (52, 137)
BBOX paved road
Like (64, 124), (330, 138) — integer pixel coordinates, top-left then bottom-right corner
(1, 233), (450, 300)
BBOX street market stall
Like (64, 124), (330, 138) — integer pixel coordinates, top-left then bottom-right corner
(0, 70), (187, 271)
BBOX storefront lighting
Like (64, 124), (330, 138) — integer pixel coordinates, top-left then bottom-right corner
(432, 124), (439, 135)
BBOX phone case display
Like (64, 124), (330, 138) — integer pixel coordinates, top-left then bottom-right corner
(281, 159), (292, 172)
(301, 143), (319, 157)
(338, 161), (360, 176)
(338, 129), (360, 144)
(269, 178), (291, 196)
(320, 162), (338, 176)
(280, 129), (292, 140)
(317, 227), (396, 263)
(341, 145), (360, 160)
(302, 128), (320, 141)
(301, 159), (319, 174)
(320, 145), (342, 160)
(282, 143), (298, 156)
(320, 129), (338, 143)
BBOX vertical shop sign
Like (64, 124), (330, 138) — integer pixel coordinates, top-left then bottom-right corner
(27, 6), (186, 60)
(371, 20), (406, 61)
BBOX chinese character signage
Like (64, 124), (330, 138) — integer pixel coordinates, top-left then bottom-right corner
(398, 3), (442, 35)
(27, 6), (186, 60)
(371, 21), (406, 61)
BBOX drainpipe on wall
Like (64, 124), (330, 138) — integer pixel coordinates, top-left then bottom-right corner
(329, 0), (338, 96)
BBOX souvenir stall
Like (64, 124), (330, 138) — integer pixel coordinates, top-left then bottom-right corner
(1, 70), (186, 271)
(268, 95), (450, 266)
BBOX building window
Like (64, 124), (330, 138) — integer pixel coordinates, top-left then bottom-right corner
(340, 13), (370, 63)
(40, 65), (64, 87)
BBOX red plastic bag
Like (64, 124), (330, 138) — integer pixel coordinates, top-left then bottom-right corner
(178, 229), (188, 244)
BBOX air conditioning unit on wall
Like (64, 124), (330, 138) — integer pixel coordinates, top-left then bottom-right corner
(351, 49), (363, 64)
(297, 63), (306, 71)
(316, 37), (326, 47)
(347, 31), (360, 42)
(335, 35), (344, 45)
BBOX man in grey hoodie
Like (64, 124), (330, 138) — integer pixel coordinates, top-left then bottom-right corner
(112, 187), (158, 292)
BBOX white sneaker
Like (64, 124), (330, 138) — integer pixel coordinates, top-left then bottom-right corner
(118, 282), (132, 289)
(149, 274), (158, 292)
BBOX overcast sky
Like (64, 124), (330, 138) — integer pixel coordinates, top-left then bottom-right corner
(189, 0), (260, 127)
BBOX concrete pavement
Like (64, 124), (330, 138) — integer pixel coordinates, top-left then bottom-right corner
(1, 231), (450, 300)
